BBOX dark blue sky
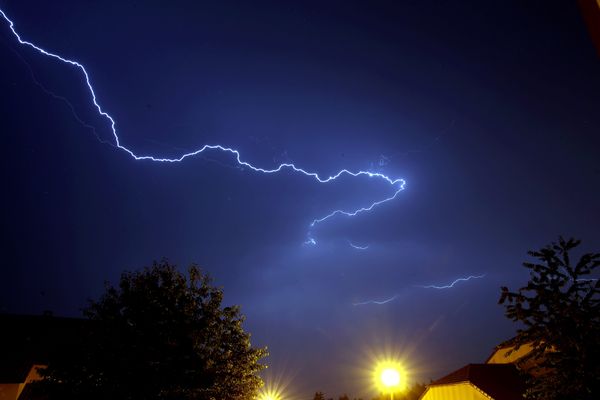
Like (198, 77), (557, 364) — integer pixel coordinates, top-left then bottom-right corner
(1, 1), (599, 398)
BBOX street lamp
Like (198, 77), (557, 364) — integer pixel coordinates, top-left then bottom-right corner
(380, 367), (401, 400)
(373, 361), (405, 400)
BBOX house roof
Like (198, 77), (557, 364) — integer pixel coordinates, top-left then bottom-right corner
(484, 341), (535, 364)
(485, 343), (510, 363)
(431, 363), (525, 400)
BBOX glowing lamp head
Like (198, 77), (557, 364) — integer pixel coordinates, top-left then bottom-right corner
(373, 360), (407, 393)
(380, 368), (400, 387)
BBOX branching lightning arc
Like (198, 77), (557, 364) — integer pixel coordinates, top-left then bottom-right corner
(0, 9), (406, 244)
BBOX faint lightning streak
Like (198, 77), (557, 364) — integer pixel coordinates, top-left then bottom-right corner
(0, 9), (406, 239)
(353, 294), (399, 306)
(416, 274), (485, 289)
(309, 181), (405, 227)
(559, 267), (599, 282)
(353, 274), (485, 306)
(6, 44), (113, 147)
(348, 241), (369, 250)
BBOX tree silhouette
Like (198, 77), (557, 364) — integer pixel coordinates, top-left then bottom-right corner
(499, 237), (600, 399)
(31, 260), (267, 400)
(313, 392), (325, 400)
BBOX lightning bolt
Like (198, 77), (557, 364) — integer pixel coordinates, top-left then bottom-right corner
(353, 274), (485, 306)
(348, 241), (369, 250)
(353, 295), (399, 306)
(5, 43), (113, 147)
(559, 267), (599, 282)
(0, 8), (406, 243)
(416, 274), (485, 289)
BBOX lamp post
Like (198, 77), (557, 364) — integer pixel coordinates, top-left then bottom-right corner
(380, 367), (401, 400)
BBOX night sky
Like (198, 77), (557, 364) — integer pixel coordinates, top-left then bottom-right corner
(1, 1), (599, 398)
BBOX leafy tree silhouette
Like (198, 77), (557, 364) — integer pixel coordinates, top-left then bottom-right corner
(499, 237), (600, 399)
(31, 260), (267, 400)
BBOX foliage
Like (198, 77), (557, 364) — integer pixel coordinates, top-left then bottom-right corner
(312, 393), (326, 400)
(32, 260), (268, 400)
(499, 237), (600, 400)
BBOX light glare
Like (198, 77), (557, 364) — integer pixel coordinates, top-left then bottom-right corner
(380, 368), (400, 387)
(260, 394), (280, 400)
(373, 360), (407, 393)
